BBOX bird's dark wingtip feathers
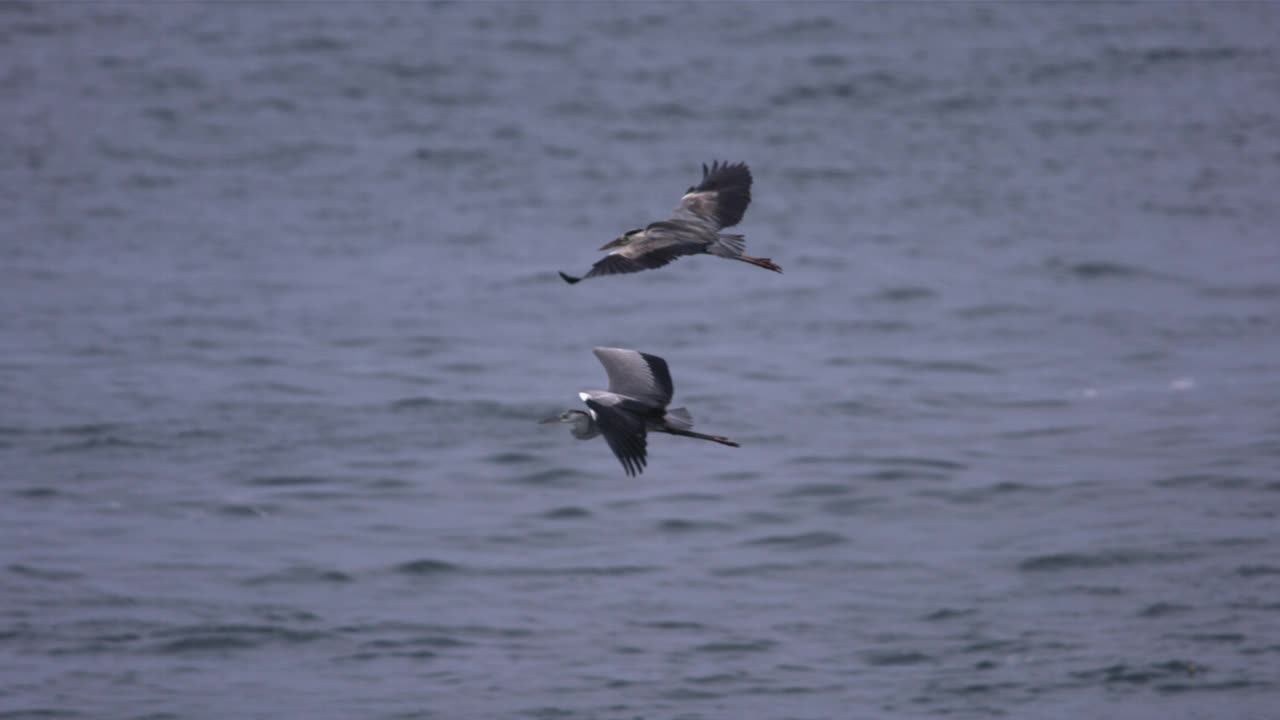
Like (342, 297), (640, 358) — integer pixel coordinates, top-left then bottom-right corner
(688, 160), (752, 228)
(559, 271), (582, 285)
(619, 449), (645, 477)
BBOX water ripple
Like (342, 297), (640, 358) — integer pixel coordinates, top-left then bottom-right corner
(243, 567), (353, 586)
(394, 559), (463, 576)
(1018, 549), (1195, 573)
(745, 531), (848, 550)
(150, 624), (325, 654)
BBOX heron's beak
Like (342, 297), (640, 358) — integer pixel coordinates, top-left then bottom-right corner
(538, 416), (561, 424)
(599, 237), (624, 251)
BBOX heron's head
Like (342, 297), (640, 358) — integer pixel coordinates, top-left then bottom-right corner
(540, 408), (598, 440)
(539, 409), (588, 425)
(599, 228), (643, 251)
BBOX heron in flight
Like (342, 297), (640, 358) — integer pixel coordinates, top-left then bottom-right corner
(559, 161), (782, 284)
(540, 347), (739, 476)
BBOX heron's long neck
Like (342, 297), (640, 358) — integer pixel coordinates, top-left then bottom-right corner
(570, 413), (599, 440)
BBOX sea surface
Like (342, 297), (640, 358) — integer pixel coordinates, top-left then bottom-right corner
(2, 3), (1279, 719)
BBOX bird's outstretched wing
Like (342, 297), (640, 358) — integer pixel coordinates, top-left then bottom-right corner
(584, 398), (648, 476)
(671, 161), (752, 229)
(560, 234), (698, 283)
(593, 347), (674, 407)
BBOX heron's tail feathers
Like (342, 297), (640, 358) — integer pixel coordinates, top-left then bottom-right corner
(709, 233), (746, 259)
(737, 254), (782, 273)
(661, 426), (740, 448)
(663, 407), (694, 431)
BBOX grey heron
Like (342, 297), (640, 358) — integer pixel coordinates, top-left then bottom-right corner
(540, 347), (739, 476)
(559, 161), (782, 284)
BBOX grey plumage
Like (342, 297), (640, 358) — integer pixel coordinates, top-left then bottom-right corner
(591, 346), (673, 407)
(559, 161), (782, 284)
(540, 347), (739, 476)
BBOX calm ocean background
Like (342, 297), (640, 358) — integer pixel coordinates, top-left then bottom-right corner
(3, 3), (1279, 719)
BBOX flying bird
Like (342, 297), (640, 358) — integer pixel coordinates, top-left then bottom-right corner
(540, 347), (739, 476)
(559, 161), (781, 284)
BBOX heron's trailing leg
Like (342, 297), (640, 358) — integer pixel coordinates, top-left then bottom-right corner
(658, 426), (741, 448)
(736, 254), (782, 273)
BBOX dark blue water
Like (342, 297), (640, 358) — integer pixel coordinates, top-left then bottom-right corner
(3, 3), (1279, 718)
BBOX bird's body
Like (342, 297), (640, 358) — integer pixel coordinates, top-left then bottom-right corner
(541, 348), (739, 476)
(560, 161), (781, 284)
